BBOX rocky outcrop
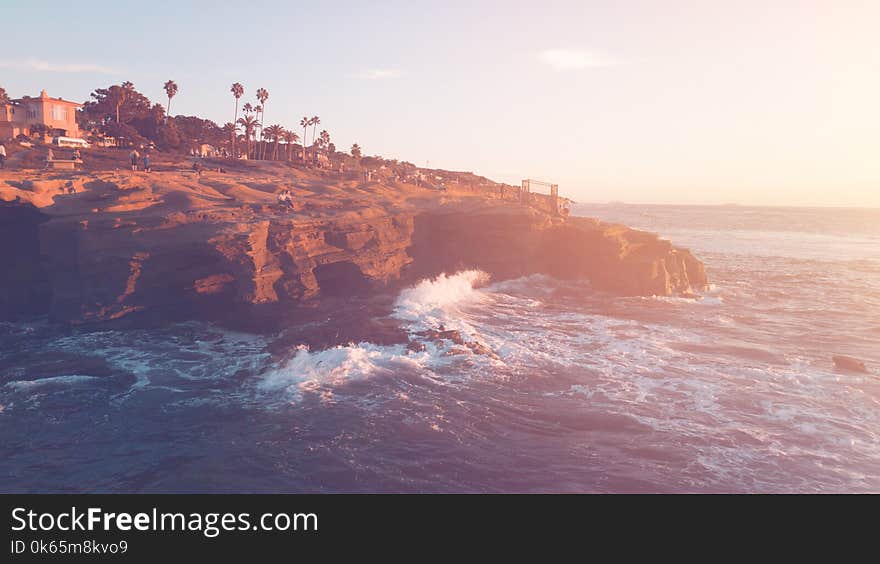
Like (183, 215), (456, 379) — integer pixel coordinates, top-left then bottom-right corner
(33, 210), (415, 324)
(407, 209), (707, 296)
(0, 171), (707, 326)
(0, 203), (52, 318)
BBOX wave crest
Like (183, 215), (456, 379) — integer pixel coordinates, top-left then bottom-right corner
(393, 270), (490, 331)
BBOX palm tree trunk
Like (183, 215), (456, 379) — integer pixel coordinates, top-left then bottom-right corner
(259, 106), (266, 159)
(167, 96), (172, 117)
(232, 99), (239, 158)
(312, 124), (318, 164)
(257, 106), (266, 160)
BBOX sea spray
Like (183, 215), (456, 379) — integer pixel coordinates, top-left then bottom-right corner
(257, 342), (453, 404)
(393, 270), (490, 333)
(259, 271), (498, 403)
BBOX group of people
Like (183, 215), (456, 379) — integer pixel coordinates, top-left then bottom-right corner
(129, 149), (151, 172)
(276, 188), (295, 210)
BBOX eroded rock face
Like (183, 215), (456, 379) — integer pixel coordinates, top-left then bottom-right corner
(0, 204), (51, 318)
(0, 172), (706, 326)
(35, 212), (415, 324)
(406, 211), (708, 296)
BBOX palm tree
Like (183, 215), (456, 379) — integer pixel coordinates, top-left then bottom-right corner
(108, 85), (123, 123)
(282, 129), (299, 161)
(236, 115), (259, 160)
(230, 83), (244, 157)
(263, 124), (284, 160)
(309, 116), (320, 160)
(163, 80), (178, 117)
(260, 128), (270, 160)
(110, 81), (134, 123)
(351, 143), (362, 159)
(253, 113), (261, 158)
(221, 122), (238, 154)
(242, 103), (255, 157)
(256, 88), (268, 159)
(300, 116), (310, 161)
(254, 104), (263, 159)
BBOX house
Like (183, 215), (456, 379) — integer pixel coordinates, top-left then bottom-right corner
(0, 90), (83, 141)
(198, 144), (217, 158)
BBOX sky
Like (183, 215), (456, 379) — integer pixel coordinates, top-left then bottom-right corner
(1, 0), (878, 206)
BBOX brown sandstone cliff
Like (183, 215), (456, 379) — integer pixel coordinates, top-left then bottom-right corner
(0, 169), (707, 326)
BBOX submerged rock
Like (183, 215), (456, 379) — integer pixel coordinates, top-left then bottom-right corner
(832, 355), (870, 373)
(417, 328), (466, 345)
(415, 327), (498, 359)
(466, 341), (499, 360)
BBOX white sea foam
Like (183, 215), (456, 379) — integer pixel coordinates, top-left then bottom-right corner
(5, 375), (101, 391)
(262, 270), (506, 403)
(45, 324), (271, 399)
(392, 270), (490, 332)
(255, 263), (880, 491)
(258, 342), (446, 403)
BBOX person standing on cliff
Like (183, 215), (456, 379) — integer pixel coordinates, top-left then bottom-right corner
(142, 151), (151, 173)
(0, 142), (6, 169)
(129, 149), (140, 171)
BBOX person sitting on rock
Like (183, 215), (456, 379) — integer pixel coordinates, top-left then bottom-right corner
(276, 189), (294, 210)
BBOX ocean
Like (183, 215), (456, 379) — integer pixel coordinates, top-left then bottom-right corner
(1, 204), (878, 493)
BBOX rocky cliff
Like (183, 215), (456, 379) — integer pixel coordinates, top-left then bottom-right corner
(0, 169), (707, 327)
(408, 209), (706, 296)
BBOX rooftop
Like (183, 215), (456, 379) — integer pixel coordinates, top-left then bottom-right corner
(12, 90), (82, 107)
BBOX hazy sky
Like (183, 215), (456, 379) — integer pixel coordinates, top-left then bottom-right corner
(2, 0), (878, 206)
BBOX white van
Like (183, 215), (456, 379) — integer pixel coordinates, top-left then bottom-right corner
(52, 136), (90, 148)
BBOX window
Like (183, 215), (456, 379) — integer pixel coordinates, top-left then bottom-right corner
(52, 105), (67, 121)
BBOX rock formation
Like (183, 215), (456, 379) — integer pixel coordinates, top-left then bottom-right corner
(0, 168), (707, 327)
